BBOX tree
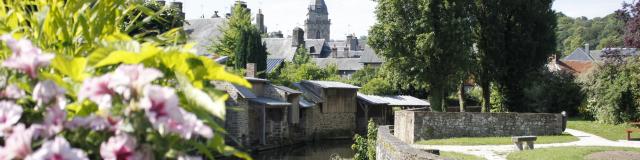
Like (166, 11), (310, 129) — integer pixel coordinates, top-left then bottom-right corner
(293, 44), (311, 65)
(211, 3), (251, 67)
(212, 3), (267, 76)
(618, 1), (640, 48)
(474, 0), (557, 112)
(234, 27), (268, 77)
(369, 0), (475, 112)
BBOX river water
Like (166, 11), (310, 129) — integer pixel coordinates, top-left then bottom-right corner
(252, 140), (355, 160)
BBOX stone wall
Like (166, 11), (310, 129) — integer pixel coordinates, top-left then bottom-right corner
(376, 126), (444, 160)
(301, 105), (356, 139)
(395, 111), (565, 143)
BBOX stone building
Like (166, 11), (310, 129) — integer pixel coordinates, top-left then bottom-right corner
(215, 64), (303, 148)
(356, 93), (430, 133)
(547, 44), (640, 75)
(305, 0), (331, 41)
(294, 80), (360, 139)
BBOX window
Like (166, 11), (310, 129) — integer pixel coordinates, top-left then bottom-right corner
(310, 46), (316, 53)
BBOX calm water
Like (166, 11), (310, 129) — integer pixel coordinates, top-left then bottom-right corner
(252, 140), (355, 160)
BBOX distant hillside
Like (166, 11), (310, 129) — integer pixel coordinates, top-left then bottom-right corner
(556, 12), (625, 56)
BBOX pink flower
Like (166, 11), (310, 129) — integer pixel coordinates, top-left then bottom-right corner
(33, 80), (66, 109)
(110, 65), (163, 100)
(78, 74), (116, 111)
(25, 136), (88, 160)
(0, 124), (34, 159)
(100, 134), (140, 160)
(66, 114), (120, 132)
(32, 107), (66, 138)
(0, 101), (22, 136)
(0, 35), (54, 78)
(1, 84), (25, 99)
(140, 85), (212, 139)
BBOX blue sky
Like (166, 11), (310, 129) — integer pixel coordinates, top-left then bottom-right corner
(178, 0), (632, 39)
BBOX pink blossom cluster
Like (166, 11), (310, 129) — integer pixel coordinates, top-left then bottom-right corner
(0, 36), (211, 159)
(80, 65), (213, 139)
(0, 35), (54, 78)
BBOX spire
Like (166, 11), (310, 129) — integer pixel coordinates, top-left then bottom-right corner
(309, 0), (328, 14)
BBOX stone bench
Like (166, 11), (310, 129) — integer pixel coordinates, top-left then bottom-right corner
(512, 136), (537, 150)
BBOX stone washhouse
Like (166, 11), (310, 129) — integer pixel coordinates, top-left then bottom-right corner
(215, 64), (430, 150)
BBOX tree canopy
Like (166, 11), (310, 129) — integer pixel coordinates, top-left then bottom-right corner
(556, 13), (624, 56)
(212, 3), (267, 77)
(474, 0), (557, 112)
(369, 0), (475, 112)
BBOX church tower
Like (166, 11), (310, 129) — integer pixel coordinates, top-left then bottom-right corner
(305, 0), (331, 41)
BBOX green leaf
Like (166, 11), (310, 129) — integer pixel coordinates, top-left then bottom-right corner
(94, 43), (160, 67)
(177, 74), (226, 120)
(51, 56), (89, 82)
(66, 101), (98, 117)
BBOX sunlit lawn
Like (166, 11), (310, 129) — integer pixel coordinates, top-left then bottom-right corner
(416, 133), (578, 145)
(440, 151), (486, 160)
(506, 146), (640, 160)
(567, 118), (635, 141)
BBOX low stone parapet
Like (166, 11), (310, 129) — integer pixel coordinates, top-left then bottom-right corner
(376, 125), (444, 160)
(395, 111), (565, 143)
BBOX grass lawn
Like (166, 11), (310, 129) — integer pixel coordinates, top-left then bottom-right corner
(567, 119), (635, 141)
(506, 146), (640, 160)
(415, 133), (578, 145)
(440, 151), (486, 160)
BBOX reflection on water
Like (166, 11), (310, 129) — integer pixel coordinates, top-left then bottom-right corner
(253, 140), (355, 160)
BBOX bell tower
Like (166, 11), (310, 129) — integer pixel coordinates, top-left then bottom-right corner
(305, 0), (331, 41)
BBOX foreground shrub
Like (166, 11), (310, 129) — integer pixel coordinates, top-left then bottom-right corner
(580, 57), (640, 124)
(0, 0), (250, 159)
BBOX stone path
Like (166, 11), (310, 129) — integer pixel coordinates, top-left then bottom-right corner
(412, 129), (640, 160)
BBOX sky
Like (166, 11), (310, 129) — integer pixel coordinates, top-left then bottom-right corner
(176, 0), (632, 40)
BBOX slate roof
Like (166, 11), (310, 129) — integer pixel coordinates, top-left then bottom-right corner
(274, 85), (302, 94)
(357, 93), (430, 107)
(184, 18), (226, 55)
(262, 38), (327, 61)
(357, 93), (389, 105)
(562, 48), (594, 61)
(302, 80), (360, 89)
(299, 97), (316, 108)
(359, 45), (383, 63)
(245, 77), (270, 83)
(293, 82), (323, 103)
(267, 58), (284, 73)
(232, 85), (256, 99)
(313, 58), (363, 71)
(249, 97), (291, 106)
(562, 48), (640, 62)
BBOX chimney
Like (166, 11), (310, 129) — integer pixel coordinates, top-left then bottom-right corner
(246, 63), (256, 78)
(256, 9), (265, 34)
(292, 27), (305, 47)
(331, 45), (338, 58)
(585, 43), (590, 54)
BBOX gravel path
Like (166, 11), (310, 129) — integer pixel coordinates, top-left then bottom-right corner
(412, 128), (640, 160)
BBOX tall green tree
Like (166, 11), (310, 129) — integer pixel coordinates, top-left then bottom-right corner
(369, 0), (474, 112)
(212, 3), (267, 77)
(475, 0), (557, 112)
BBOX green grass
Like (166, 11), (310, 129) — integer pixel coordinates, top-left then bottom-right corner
(415, 133), (578, 145)
(506, 146), (640, 160)
(440, 151), (486, 160)
(567, 119), (635, 141)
